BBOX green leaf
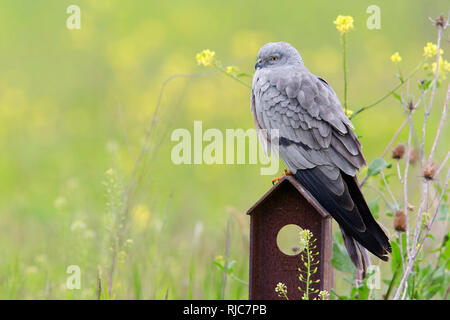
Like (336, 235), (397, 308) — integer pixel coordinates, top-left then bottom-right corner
(426, 234), (436, 241)
(368, 197), (380, 219)
(392, 92), (402, 103)
(390, 240), (403, 274)
(424, 285), (441, 299)
(441, 236), (450, 269)
(236, 73), (251, 78)
(133, 263), (142, 300)
(367, 158), (392, 177)
(419, 80), (432, 91)
(213, 261), (224, 270)
(226, 260), (236, 274)
(332, 233), (356, 274)
(358, 283), (370, 300)
(383, 172), (395, 184)
(437, 204), (448, 221)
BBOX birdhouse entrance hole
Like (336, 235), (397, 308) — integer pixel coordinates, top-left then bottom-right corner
(276, 224), (304, 256)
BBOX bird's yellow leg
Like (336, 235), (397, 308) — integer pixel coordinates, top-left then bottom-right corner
(272, 169), (293, 184)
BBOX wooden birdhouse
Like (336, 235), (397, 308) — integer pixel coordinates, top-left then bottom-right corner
(246, 175), (333, 300)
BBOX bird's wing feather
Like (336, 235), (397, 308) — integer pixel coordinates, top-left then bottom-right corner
(252, 66), (366, 175)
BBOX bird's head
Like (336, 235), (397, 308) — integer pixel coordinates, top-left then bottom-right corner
(255, 42), (303, 70)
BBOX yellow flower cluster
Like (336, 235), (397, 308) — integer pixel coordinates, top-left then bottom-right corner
(196, 49), (216, 66)
(444, 59), (450, 72)
(333, 15), (354, 35)
(431, 57), (450, 80)
(423, 42), (444, 58)
(390, 52), (402, 63)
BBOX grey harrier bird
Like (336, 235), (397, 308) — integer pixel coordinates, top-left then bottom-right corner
(251, 41), (391, 271)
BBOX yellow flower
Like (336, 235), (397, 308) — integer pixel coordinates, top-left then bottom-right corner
(390, 52), (402, 63)
(343, 108), (354, 117)
(423, 42), (444, 58)
(300, 229), (313, 244)
(318, 290), (330, 300)
(225, 65), (239, 75)
(333, 15), (354, 35)
(132, 204), (151, 231)
(431, 56), (450, 80)
(214, 255), (225, 266)
(443, 59), (450, 72)
(196, 49), (215, 66)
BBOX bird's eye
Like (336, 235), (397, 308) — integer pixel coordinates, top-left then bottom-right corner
(271, 56), (279, 61)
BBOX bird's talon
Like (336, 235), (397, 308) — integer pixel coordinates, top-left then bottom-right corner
(272, 169), (292, 184)
(272, 176), (283, 184)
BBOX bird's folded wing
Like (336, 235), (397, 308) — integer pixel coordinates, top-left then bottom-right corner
(252, 66), (366, 176)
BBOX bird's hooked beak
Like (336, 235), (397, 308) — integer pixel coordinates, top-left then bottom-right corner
(255, 58), (262, 70)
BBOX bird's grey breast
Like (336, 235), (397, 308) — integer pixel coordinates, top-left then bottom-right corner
(252, 66), (302, 131)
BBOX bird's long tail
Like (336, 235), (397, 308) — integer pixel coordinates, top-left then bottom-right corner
(294, 168), (391, 271)
(339, 225), (370, 275)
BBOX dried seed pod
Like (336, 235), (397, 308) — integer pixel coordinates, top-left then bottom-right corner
(423, 162), (438, 180)
(434, 14), (445, 27)
(408, 149), (418, 164)
(391, 143), (406, 159)
(394, 210), (407, 232)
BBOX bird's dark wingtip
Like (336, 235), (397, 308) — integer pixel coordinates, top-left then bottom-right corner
(386, 243), (392, 253)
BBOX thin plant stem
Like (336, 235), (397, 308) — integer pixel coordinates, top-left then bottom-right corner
(435, 151), (450, 178)
(350, 61), (424, 119)
(214, 64), (252, 89)
(426, 27), (443, 125)
(396, 160), (403, 183)
(398, 233), (406, 274)
(342, 33), (348, 113)
(360, 117), (408, 188)
(411, 181), (429, 256)
(403, 111), (413, 256)
(384, 266), (400, 300)
(304, 240), (311, 300)
(381, 117), (409, 159)
(381, 171), (399, 209)
(428, 83), (449, 164)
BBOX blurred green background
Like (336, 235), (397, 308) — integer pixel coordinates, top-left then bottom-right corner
(0, 0), (448, 299)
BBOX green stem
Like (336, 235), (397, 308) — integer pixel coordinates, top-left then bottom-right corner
(304, 241), (311, 300)
(342, 33), (348, 113)
(384, 265), (400, 300)
(214, 64), (252, 89)
(396, 63), (404, 83)
(350, 60), (424, 119)
(229, 274), (248, 286)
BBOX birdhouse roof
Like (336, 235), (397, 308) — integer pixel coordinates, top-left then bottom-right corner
(246, 175), (330, 218)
